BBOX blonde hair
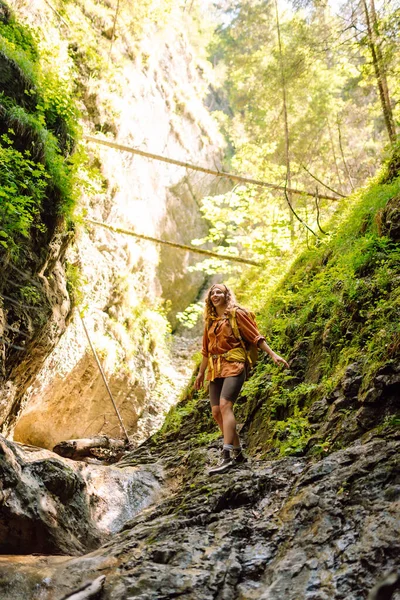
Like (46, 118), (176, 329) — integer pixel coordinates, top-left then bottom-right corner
(204, 284), (238, 325)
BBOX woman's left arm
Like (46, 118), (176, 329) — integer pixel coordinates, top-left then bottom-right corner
(258, 339), (289, 368)
(236, 309), (289, 369)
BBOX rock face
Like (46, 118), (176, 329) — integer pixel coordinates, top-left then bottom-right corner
(0, 234), (72, 437)
(0, 0), (76, 439)
(0, 435), (163, 556)
(3, 0), (223, 449)
(0, 430), (398, 599)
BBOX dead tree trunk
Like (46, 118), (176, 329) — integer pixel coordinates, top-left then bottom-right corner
(53, 436), (126, 460)
(60, 576), (106, 600)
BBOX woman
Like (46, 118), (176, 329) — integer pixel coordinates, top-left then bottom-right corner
(194, 283), (289, 475)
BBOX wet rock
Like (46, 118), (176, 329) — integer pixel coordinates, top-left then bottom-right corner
(28, 458), (85, 502)
(3, 434), (396, 600)
(308, 399), (329, 423)
(381, 195), (400, 241)
(368, 571), (400, 600)
(342, 374), (363, 398)
(0, 436), (101, 555)
(0, 436), (163, 556)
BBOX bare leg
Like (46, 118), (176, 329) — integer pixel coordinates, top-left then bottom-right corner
(211, 405), (223, 433)
(220, 399), (240, 447)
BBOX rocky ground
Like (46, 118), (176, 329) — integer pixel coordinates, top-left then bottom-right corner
(0, 425), (399, 600)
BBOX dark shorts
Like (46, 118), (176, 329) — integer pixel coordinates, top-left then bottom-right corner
(209, 370), (246, 407)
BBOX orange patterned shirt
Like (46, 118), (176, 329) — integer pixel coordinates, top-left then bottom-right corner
(201, 308), (265, 380)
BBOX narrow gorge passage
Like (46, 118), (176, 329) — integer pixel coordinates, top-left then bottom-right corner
(1, 0), (399, 597)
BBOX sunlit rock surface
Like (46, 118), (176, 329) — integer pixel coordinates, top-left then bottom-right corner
(4, 0), (223, 449)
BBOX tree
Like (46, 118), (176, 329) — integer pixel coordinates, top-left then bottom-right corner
(190, 0), (398, 274)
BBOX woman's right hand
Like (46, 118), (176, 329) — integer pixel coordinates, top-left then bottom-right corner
(194, 372), (205, 390)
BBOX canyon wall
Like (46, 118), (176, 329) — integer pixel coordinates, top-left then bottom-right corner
(1, 0), (224, 449)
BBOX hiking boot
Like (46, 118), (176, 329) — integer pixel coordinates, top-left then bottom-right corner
(233, 448), (247, 464)
(208, 456), (235, 475)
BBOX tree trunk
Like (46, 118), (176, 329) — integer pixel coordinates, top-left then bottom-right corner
(361, 0), (396, 143)
(53, 436), (126, 460)
(274, 0), (294, 241)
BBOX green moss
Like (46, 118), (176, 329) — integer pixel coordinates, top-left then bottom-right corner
(158, 398), (199, 437)
(193, 430), (221, 446)
(235, 172), (400, 455)
(65, 262), (85, 308)
(0, 12), (38, 61)
(0, 2), (81, 261)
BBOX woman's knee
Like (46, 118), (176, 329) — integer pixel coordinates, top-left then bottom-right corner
(220, 399), (233, 415)
(211, 405), (222, 420)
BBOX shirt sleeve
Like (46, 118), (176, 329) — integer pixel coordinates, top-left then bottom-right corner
(201, 325), (209, 357)
(236, 309), (265, 347)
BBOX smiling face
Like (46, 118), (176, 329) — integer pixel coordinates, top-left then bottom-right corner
(205, 283), (236, 322)
(210, 285), (227, 310)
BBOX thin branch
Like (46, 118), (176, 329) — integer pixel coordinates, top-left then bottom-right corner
(275, 0), (294, 241)
(7, 264), (43, 290)
(328, 119), (344, 190)
(0, 338), (26, 352)
(0, 293), (43, 312)
(84, 135), (342, 201)
(283, 176), (319, 238)
(337, 116), (355, 191)
(43, 0), (70, 27)
(79, 314), (130, 444)
(315, 187), (328, 235)
(85, 218), (262, 266)
(3, 324), (31, 338)
(108, 0), (121, 62)
(301, 164), (346, 198)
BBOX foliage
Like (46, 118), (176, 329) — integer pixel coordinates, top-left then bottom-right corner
(0, 3), (81, 261)
(0, 16), (38, 62)
(19, 284), (42, 306)
(272, 415), (312, 456)
(65, 262), (85, 308)
(158, 398), (199, 436)
(176, 301), (204, 328)
(186, 0), (398, 280)
(168, 162), (400, 458)
(59, 0), (175, 71)
(234, 170), (400, 455)
(0, 130), (48, 255)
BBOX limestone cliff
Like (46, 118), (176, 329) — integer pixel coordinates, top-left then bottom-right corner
(1, 0), (224, 449)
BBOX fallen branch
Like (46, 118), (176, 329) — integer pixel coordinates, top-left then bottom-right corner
(301, 164), (346, 198)
(53, 436), (126, 460)
(59, 576), (106, 600)
(283, 174), (319, 238)
(84, 135), (341, 202)
(315, 187), (328, 236)
(85, 218), (262, 267)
